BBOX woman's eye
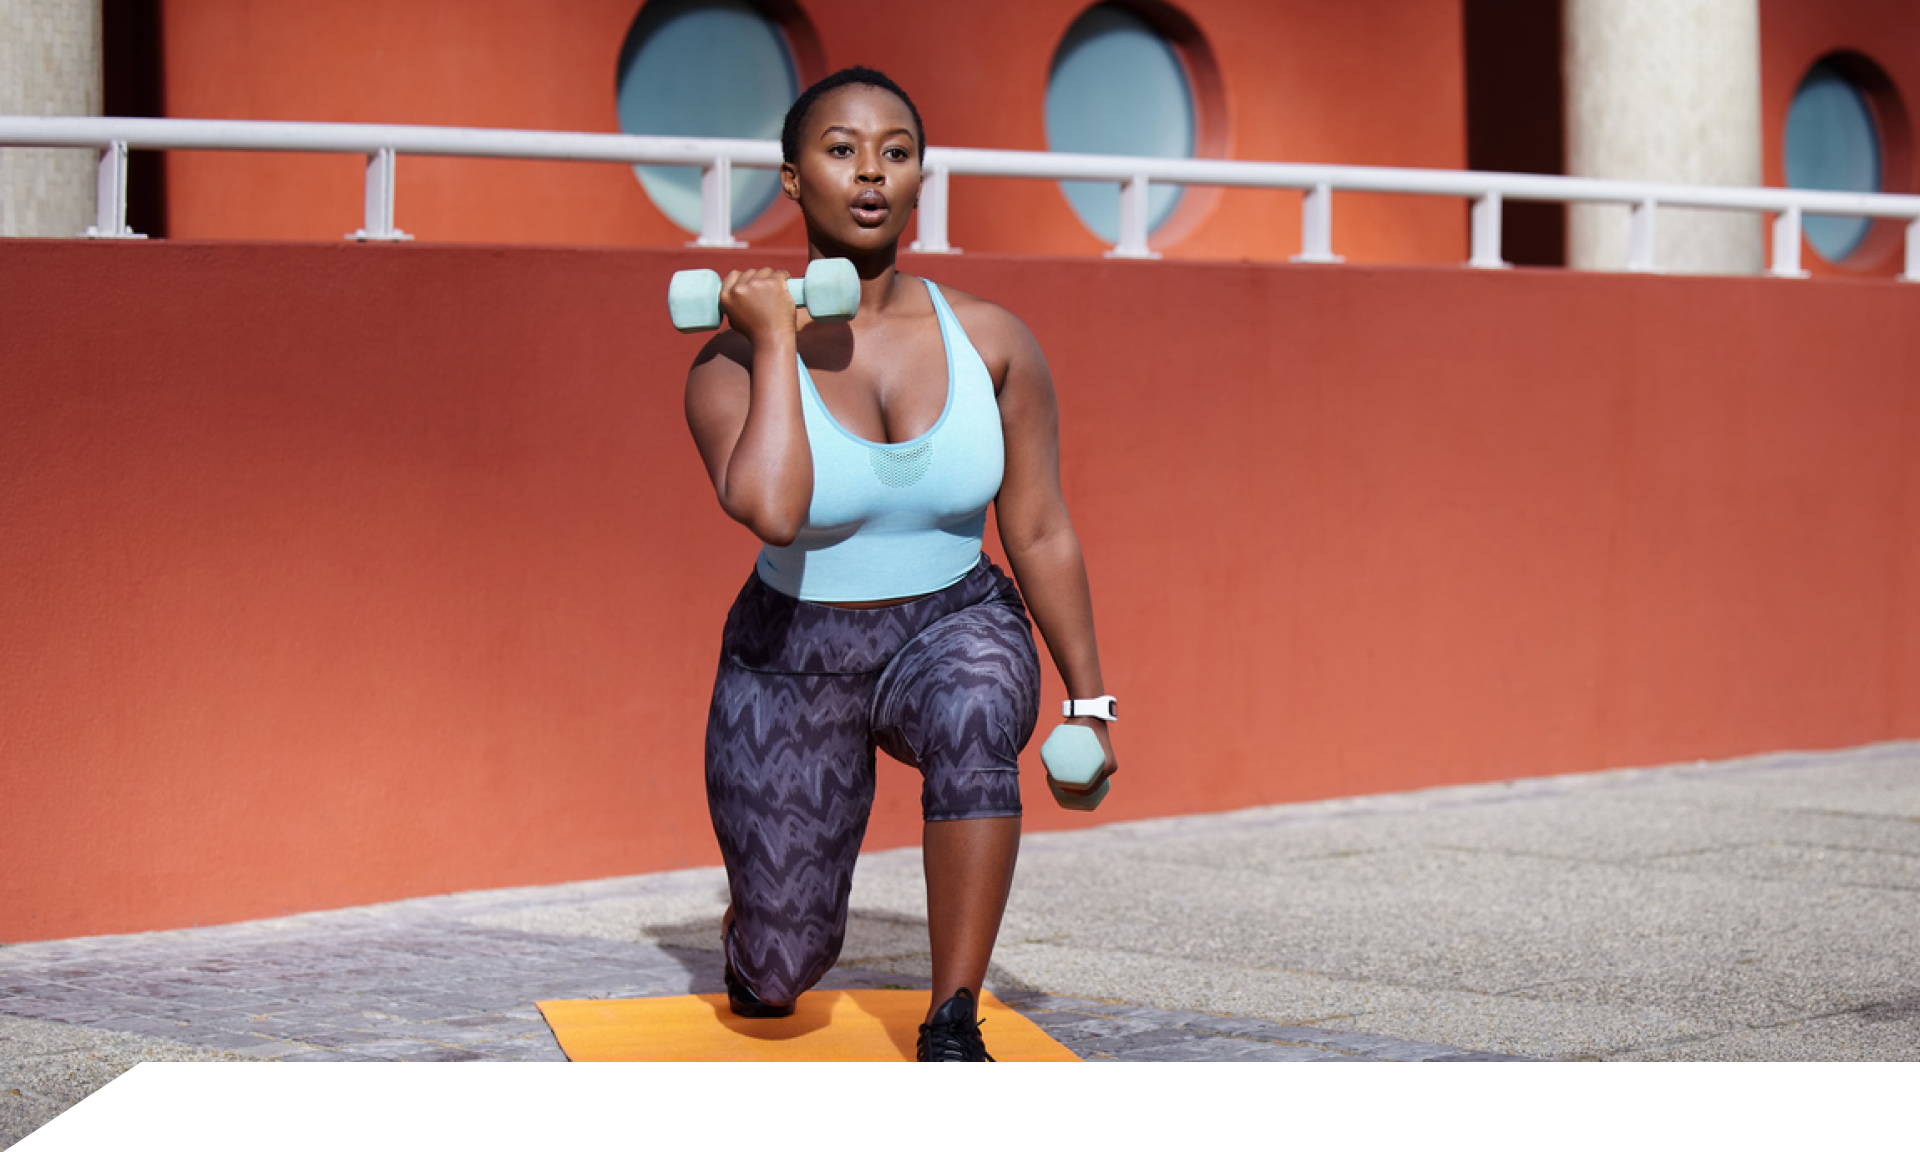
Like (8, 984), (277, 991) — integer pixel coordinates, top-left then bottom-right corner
(886, 148), (909, 161)
(828, 144), (853, 157)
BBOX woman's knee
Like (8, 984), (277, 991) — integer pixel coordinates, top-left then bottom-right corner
(874, 609), (1039, 820)
(728, 902), (847, 1004)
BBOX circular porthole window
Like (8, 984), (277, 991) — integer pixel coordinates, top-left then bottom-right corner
(1044, 4), (1196, 243)
(1784, 60), (1883, 263)
(616, 0), (797, 234)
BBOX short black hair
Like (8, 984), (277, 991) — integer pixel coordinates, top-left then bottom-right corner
(781, 66), (926, 164)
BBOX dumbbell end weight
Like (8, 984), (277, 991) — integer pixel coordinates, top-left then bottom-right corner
(668, 268), (724, 333)
(1040, 724), (1110, 812)
(798, 257), (860, 322)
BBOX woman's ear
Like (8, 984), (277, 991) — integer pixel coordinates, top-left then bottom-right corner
(780, 162), (800, 202)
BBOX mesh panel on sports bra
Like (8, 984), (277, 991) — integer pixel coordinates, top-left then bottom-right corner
(869, 441), (934, 488)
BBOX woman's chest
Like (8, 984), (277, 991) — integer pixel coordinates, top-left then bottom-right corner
(801, 323), (952, 446)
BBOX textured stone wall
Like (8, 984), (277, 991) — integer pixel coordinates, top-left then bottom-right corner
(1564, 0), (1764, 273)
(1, 0), (101, 237)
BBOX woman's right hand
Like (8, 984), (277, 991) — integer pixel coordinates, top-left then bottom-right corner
(718, 268), (799, 345)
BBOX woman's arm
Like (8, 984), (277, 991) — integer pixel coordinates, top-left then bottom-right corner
(684, 269), (814, 546)
(981, 305), (1119, 791)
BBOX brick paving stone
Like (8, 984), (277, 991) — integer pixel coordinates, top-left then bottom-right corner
(1208, 1020), (1354, 1045)
(405, 1048), (493, 1063)
(167, 1031), (276, 1052)
(291, 1032), (384, 1050)
(1083, 1027), (1207, 1054)
(432, 1015), (517, 1029)
(1095, 1003), (1242, 1030)
(81, 1016), (178, 1035)
(1036, 1016), (1172, 1042)
(1105, 1036), (1354, 1062)
(471, 1043), (569, 1062)
(222, 1041), (315, 1060)
(354, 1042), (490, 1063)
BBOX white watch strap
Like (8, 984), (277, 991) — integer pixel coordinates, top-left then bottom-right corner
(1062, 695), (1117, 722)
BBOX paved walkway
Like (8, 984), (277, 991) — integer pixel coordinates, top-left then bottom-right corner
(5, 741), (1917, 1144)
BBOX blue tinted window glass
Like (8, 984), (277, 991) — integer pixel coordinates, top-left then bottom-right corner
(1045, 5), (1194, 243)
(1783, 63), (1882, 263)
(616, 0), (796, 233)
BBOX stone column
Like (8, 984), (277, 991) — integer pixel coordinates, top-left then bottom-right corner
(1563, 0), (1763, 273)
(1, 0), (102, 238)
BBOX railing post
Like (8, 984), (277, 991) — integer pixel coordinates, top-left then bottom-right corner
(347, 147), (411, 241)
(1106, 174), (1156, 259)
(83, 140), (144, 239)
(691, 156), (746, 248)
(1904, 217), (1920, 283)
(1292, 182), (1342, 264)
(1468, 191), (1507, 269)
(908, 161), (956, 254)
(1770, 207), (1808, 278)
(1628, 198), (1658, 272)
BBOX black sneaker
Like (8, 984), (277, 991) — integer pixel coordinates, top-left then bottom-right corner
(917, 988), (995, 1061)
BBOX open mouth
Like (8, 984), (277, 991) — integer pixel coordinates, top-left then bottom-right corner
(851, 190), (890, 226)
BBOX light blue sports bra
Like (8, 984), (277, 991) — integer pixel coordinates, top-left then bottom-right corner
(755, 280), (1003, 602)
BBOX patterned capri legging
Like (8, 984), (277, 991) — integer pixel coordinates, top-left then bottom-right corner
(704, 556), (1042, 1006)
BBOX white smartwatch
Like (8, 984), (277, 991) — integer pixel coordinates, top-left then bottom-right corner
(1062, 695), (1118, 722)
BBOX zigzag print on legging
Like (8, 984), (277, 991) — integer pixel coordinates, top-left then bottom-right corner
(703, 557), (1040, 1006)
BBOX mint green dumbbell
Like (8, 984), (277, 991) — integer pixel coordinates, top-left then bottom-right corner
(1041, 724), (1110, 812)
(667, 257), (861, 333)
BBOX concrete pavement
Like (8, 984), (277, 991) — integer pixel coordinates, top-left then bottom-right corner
(5, 740), (1917, 1144)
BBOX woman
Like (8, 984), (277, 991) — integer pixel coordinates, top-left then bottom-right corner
(684, 66), (1118, 1061)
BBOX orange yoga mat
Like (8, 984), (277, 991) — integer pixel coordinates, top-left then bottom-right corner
(537, 989), (1080, 1062)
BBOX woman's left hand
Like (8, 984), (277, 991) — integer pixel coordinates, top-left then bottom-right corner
(1054, 716), (1119, 795)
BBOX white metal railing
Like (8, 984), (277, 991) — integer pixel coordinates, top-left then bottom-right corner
(4, 114), (1919, 280)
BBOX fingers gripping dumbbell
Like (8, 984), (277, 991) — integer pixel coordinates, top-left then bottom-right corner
(667, 257), (861, 333)
(1040, 725), (1111, 812)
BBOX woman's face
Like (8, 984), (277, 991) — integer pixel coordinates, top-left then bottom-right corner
(782, 84), (922, 255)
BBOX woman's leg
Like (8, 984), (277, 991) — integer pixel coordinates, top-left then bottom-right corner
(707, 661), (877, 1007)
(924, 814), (1021, 1015)
(873, 601), (1041, 1022)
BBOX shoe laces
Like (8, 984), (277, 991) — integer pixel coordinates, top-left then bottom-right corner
(917, 989), (996, 1062)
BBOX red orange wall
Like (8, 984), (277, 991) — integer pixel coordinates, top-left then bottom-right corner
(155, 0), (1467, 263)
(2, 240), (1916, 943)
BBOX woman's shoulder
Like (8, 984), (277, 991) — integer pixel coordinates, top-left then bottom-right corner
(924, 281), (1041, 367)
(686, 328), (754, 378)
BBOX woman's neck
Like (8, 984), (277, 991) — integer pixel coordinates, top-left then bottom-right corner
(807, 239), (903, 307)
